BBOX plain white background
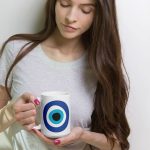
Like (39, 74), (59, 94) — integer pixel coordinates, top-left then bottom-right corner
(0, 0), (150, 149)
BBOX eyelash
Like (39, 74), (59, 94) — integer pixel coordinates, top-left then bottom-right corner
(60, 3), (93, 14)
(60, 3), (70, 7)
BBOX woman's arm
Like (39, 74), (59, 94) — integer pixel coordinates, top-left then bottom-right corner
(80, 130), (121, 150)
(0, 85), (10, 108)
(0, 85), (15, 132)
(0, 100), (16, 132)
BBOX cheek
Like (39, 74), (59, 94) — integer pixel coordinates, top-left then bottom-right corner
(55, 6), (60, 22)
(80, 15), (94, 31)
(55, 4), (64, 23)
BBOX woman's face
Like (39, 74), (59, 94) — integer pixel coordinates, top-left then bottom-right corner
(55, 0), (95, 39)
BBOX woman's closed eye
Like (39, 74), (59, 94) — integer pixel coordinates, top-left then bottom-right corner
(59, 0), (70, 7)
(81, 7), (94, 14)
(59, 0), (95, 14)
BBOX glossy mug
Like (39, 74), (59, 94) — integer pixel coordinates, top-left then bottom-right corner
(39, 91), (71, 138)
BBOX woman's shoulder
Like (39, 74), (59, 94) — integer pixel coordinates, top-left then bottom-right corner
(7, 39), (30, 50)
(4, 39), (30, 57)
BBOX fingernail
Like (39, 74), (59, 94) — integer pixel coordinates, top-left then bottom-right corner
(34, 99), (40, 105)
(54, 139), (61, 145)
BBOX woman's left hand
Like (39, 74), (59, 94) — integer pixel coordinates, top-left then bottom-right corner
(32, 127), (84, 147)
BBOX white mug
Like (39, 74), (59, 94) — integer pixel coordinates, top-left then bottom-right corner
(39, 91), (71, 138)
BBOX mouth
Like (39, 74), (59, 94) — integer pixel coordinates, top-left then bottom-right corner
(62, 24), (78, 32)
(64, 24), (77, 30)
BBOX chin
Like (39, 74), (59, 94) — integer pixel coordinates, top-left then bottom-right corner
(60, 33), (80, 40)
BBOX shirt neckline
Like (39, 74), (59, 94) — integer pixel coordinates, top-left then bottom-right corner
(37, 44), (88, 69)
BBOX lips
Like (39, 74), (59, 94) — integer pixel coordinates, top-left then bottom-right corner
(63, 24), (77, 30)
(62, 24), (78, 32)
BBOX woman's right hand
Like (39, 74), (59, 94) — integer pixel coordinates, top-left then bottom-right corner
(12, 92), (40, 131)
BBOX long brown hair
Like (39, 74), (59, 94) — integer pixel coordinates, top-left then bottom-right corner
(0, 0), (130, 149)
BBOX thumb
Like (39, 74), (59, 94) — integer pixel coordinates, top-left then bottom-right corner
(21, 92), (35, 104)
(21, 92), (40, 106)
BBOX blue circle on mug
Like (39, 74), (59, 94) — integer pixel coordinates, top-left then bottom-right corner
(43, 100), (69, 132)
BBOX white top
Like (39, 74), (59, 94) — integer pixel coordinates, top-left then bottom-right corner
(0, 40), (97, 150)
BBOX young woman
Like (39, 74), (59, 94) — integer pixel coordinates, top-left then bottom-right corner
(0, 0), (130, 149)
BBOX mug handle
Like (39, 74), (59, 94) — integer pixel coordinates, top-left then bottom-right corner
(32, 97), (41, 130)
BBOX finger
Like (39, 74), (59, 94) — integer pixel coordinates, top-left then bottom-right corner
(33, 99), (40, 105)
(21, 92), (35, 102)
(32, 129), (55, 145)
(16, 93), (40, 108)
(14, 103), (35, 113)
(20, 116), (36, 125)
(55, 127), (83, 146)
(15, 109), (36, 121)
(55, 133), (75, 146)
(24, 123), (36, 131)
(21, 92), (35, 103)
(15, 93), (35, 106)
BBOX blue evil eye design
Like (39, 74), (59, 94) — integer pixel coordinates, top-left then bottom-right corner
(43, 100), (69, 132)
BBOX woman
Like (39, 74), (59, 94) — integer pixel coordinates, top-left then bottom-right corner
(0, 0), (130, 149)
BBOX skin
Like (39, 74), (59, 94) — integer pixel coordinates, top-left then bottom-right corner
(32, 127), (84, 147)
(40, 0), (95, 62)
(12, 93), (37, 131)
(55, 0), (95, 40)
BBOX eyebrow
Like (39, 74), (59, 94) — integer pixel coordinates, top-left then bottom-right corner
(80, 3), (96, 7)
(63, 0), (96, 7)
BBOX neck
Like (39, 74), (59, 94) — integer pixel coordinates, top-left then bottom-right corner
(46, 29), (84, 55)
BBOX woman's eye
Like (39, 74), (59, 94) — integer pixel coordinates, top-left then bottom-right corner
(60, 3), (70, 7)
(59, 0), (70, 7)
(82, 9), (93, 14)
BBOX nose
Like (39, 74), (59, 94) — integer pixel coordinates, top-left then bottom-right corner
(65, 8), (78, 23)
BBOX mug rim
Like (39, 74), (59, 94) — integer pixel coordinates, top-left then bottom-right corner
(41, 91), (70, 97)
